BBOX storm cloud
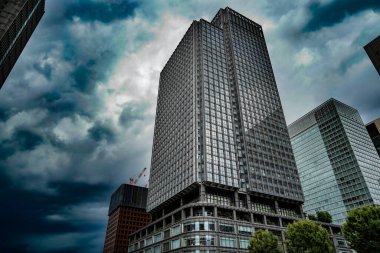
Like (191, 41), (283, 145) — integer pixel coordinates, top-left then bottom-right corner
(303, 0), (380, 32)
(0, 0), (379, 252)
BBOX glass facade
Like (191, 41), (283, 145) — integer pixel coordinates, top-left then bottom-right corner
(289, 99), (380, 224)
(148, 6), (303, 212)
(129, 8), (354, 253)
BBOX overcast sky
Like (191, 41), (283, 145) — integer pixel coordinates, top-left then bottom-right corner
(0, 0), (379, 252)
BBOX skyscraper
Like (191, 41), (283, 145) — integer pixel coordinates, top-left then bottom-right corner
(103, 184), (151, 253)
(128, 8), (350, 253)
(289, 99), (380, 224)
(364, 35), (380, 76)
(366, 118), (380, 157)
(0, 0), (45, 89)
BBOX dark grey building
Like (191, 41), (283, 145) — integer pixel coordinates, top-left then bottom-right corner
(0, 0), (45, 89)
(129, 8), (351, 253)
(366, 118), (380, 157)
(364, 35), (380, 75)
(289, 99), (380, 224)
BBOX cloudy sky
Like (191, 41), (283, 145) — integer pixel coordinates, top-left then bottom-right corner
(0, 0), (379, 252)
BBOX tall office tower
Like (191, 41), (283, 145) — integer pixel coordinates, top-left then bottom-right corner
(364, 35), (380, 76)
(289, 99), (380, 225)
(366, 118), (380, 157)
(129, 8), (350, 253)
(0, 0), (45, 89)
(103, 184), (151, 253)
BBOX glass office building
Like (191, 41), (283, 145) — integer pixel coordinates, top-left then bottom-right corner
(289, 99), (380, 224)
(129, 8), (352, 253)
(0, 0), (45, 88)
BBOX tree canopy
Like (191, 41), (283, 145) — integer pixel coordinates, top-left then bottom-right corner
(342, 205), (380, 253)
(248, 230), (282, 253)
(285, 220), (333, 253)
(316, 210), (332, 223)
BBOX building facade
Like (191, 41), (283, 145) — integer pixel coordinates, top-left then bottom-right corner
(104, 184), (151, 253)
(0, 0), (45, 89)
(366, 118), (380, 157)
(289, 99), (380, 224)
(364, 35), (380, 76)
(129, 8), (352, 253)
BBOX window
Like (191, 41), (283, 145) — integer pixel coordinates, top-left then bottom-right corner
(146, 237), (153, 246)
(184, 222), (215, 231)
(128, 245), (134, 253)
(239, 239), (249, 249)
(220, 237), (236, 248)
(171, 225), (181, 236)
(171, 239), (181, 249)
(154, 233), (161, 242)
(184, 236), (215, 246)
(145, 249), (152, 253)
(153, 246), (161, 253)
(220, 223), (235, 233)
(238, 225), (253, 235)
(164, 229), (170, 239)
(163, 242), (170, 252)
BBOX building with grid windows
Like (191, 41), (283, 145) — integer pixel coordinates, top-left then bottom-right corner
(289, 99), (380, 225)
(366, 118), (380, 157)
(128, 8), (351, 253)
(103, 184), (151, 253)
(0, 0), (45, 89)
(364, 35), (380, 76)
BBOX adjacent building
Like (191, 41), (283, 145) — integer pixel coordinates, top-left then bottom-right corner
(364, 35), (380, 75)
(103, 184), (151, 253)
(0, 0), (45, 89)
(289, 99), (380, 224)
(128, 8), (351, 253)
(366, 118), (380, 157)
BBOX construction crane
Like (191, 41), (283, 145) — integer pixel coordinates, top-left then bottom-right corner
(129, 167), (147, 186)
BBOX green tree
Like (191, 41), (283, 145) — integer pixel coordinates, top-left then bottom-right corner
(308, 214), (316, 221)
(316, 210), (332, 223)
(248, 230), (282, 253)
(342, 205), (380, 253)
(285, 220), (333, 253)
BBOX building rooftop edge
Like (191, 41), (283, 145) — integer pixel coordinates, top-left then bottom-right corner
(288, 98), (355, 129)
(366, 118), (380, 126)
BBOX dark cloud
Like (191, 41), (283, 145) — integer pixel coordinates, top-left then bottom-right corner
(303, 0), (380, 32)
(0, 178), (111, 253)
(64, 0), (139, 23)
(88, 123), (115, 143)
(0, 0), (152, 252)
(0, 128), (44, 160)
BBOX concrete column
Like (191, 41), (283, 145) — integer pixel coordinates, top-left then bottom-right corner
(246, 194), (252, 210)
(190, 207), (193, 216)
(181, 209), (185, 219)
(279, 217), (283, 227)
(274, 200), (279, 214)
(281, 231), (287, 253)
(299, 205), (304, 218)
(180, 198), (184, 206)
(263, 215), (267, 225)
(233, 210), (237, 220)
(250, 213), (254, 224)
(200, 184), (206, 202)
(234, 191), (239, 207)
(214, 206), (218, 217)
